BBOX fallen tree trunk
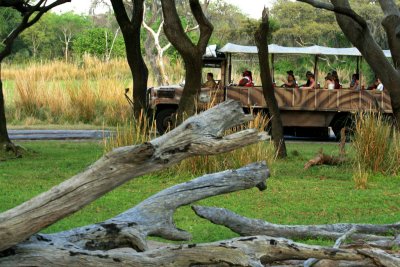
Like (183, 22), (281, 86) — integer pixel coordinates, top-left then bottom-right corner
(31, 162), (269, 252)
(0, 100), (268, 252)
(192, 206), (400, 245)
(4, 235), (399, 266)
(0, 161), (271, 265)
(304, 128), (347, 170)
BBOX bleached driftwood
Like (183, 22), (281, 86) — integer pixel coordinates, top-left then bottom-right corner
(0, 100), (269, 252)
(35, 162), (268, 252)
(0, 161), (271, 265)
(192, 206), (400, 245)
(2, 235), (392, 267)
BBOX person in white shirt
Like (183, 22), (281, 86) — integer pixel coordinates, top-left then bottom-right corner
(376, 78), (384, 91)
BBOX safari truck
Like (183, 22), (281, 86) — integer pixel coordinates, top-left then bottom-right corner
(148, 43), (393, 137)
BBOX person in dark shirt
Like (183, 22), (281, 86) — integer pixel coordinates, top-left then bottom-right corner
(332, 70), (341, 89)
(281, 70), (297, 88)
(299, 72), (316, 89)
(300, 71), (312, 87)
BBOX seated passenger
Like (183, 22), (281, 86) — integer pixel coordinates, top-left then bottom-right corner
(376, 78), (384, 91)
(202, 72), (217, 88)
(281, 70), (297, 88)
(350, 73), (360, 91)
(332, 70), (341, 89)
(238, 70), (254, 87)
(300, 71), (312, 87)
(324, 73), (335, 90)
(367, 77), (379, 90)
(299, 72), (316, 89)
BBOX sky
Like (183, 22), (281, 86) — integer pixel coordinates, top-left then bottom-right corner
(54, 0), (276, 19)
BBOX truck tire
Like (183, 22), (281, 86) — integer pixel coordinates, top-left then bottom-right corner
(156, 108), (176, 134)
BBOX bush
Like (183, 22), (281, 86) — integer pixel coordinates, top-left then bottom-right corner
(352, 112), (400, 176)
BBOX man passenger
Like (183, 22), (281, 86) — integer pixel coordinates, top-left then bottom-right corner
(203, 72), (217, 88)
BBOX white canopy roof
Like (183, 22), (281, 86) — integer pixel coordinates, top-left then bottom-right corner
(219, 43), (392, 57)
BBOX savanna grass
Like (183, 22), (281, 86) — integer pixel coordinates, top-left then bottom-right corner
(3, 56), (185, 126)
(2, 141), (399, 245)
(103, 108), (274, 176)
(352, 112), (400, 186)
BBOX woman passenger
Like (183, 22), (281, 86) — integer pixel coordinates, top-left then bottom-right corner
(324, 73), (335, 90)
(238, 70), (254, 87)
(350, 73), (360, 91)
(281, 70), (297, 88)
(299, 73), (316, 89)
(332, 70), (341, 89)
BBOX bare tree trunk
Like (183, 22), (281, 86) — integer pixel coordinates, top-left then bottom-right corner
(111, 0), (148, 118)
(0, 78), (11, 147)
(0, 100), (268, 252)
(161, 0), (213, 120)
(0, 0), (71, 153)
(142, 3), (171, 85)
(254, 8), (287, 158)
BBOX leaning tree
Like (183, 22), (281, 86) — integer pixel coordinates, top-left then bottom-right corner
(0, 0), (71, 155)
(298, 0), (400, 129)
(255, 8), (287, 159)
(161, 0), (213, 120)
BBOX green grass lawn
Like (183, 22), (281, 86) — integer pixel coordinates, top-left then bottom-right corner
(1, 141), (399, 245)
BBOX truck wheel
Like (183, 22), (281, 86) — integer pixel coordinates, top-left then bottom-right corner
(156, 108), (176, 134)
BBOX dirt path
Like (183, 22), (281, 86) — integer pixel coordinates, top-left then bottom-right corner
(8, 130), (113, 140)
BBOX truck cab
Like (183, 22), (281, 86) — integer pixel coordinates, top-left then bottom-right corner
(148, 49), (227, 133)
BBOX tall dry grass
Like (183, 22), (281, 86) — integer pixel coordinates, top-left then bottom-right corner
(3, 56), (187, 126)
(352, 112), (400, 182)
(103, 110), (157, 153)
(175, 112), (274, 176)
(5, 57), (136, 125)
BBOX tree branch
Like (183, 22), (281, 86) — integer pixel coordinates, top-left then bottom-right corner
(192, 206), (400, 243)
(378, 0), (400, 68)
(297, 0), (367, 28)
(0, 0), (71, 61)
(189, 0), (213, 50)
(110, 0), (131, 30)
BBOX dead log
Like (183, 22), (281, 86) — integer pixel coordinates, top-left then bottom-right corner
(0, 100), (269, 252)
(304, 128), (347, 170)
(29, 162), (269, 252)
(1, 235), (383, 267)
(304, 148), (346, 169)
(304, 226), (358, 266)
(192, 206), (400, 244)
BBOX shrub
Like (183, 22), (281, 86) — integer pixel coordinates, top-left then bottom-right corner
(352, 112), (400, 177)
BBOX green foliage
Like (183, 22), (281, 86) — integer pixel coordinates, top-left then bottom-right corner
(207, 1), (268, 46)
(73, 28), (125, 58)
(270, 0), (346, 47)
(0, 7), (27, 57)
(1, 141), (399, 244)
